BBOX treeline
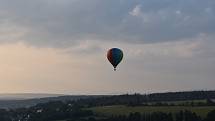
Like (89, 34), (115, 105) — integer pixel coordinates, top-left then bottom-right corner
(0, 100), (215, 121)
(0, 91), (214, 109)
(76, 91), (215, 107)
(83, 110), (215, 121)
(0, 101), (92, 121)
(148, 91), (215, 101)
(0, 91), (215, 121)
(0, 95), (93, 109)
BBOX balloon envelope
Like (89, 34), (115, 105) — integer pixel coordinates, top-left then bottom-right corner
(107, 48), (123, 70)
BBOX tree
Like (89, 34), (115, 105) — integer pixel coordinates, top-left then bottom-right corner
(205, 110), (215, 121)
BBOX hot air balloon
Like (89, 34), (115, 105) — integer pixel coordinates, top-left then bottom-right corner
(107, 48), (123, 71)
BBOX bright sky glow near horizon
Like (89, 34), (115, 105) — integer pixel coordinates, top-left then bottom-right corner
(0, 0), (215, 94)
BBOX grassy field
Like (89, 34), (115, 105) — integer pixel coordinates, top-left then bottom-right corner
(148, 99), (207, 105)
(90, 105), (215, 118)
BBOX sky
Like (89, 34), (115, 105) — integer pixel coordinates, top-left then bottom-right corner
(0, 0), (215, 94)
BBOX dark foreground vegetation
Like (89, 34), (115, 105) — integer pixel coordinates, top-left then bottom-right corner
(0, 91), (214, 121)
(1, 91), (215, 109)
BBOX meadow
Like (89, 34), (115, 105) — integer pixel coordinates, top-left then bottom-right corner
(91, 105), (215, 118)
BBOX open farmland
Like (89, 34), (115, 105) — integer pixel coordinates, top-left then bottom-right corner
(91, 105), (215, 118)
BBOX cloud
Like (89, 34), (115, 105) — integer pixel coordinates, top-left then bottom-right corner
(0, 0), (214, 48)
(129, 5), (142, 17)
(0, 34), (215, 94)
(0, 0), (215, 93)
(123, 36), (215, 92)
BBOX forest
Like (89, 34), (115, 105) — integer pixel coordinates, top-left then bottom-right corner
(0, 91), (214, 121)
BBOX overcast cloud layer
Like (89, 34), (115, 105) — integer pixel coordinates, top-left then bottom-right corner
(0, 0), (215, 94)
(0, 0), (215, 46)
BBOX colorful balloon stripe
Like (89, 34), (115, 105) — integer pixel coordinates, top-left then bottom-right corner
(107, 48), (123, 71)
